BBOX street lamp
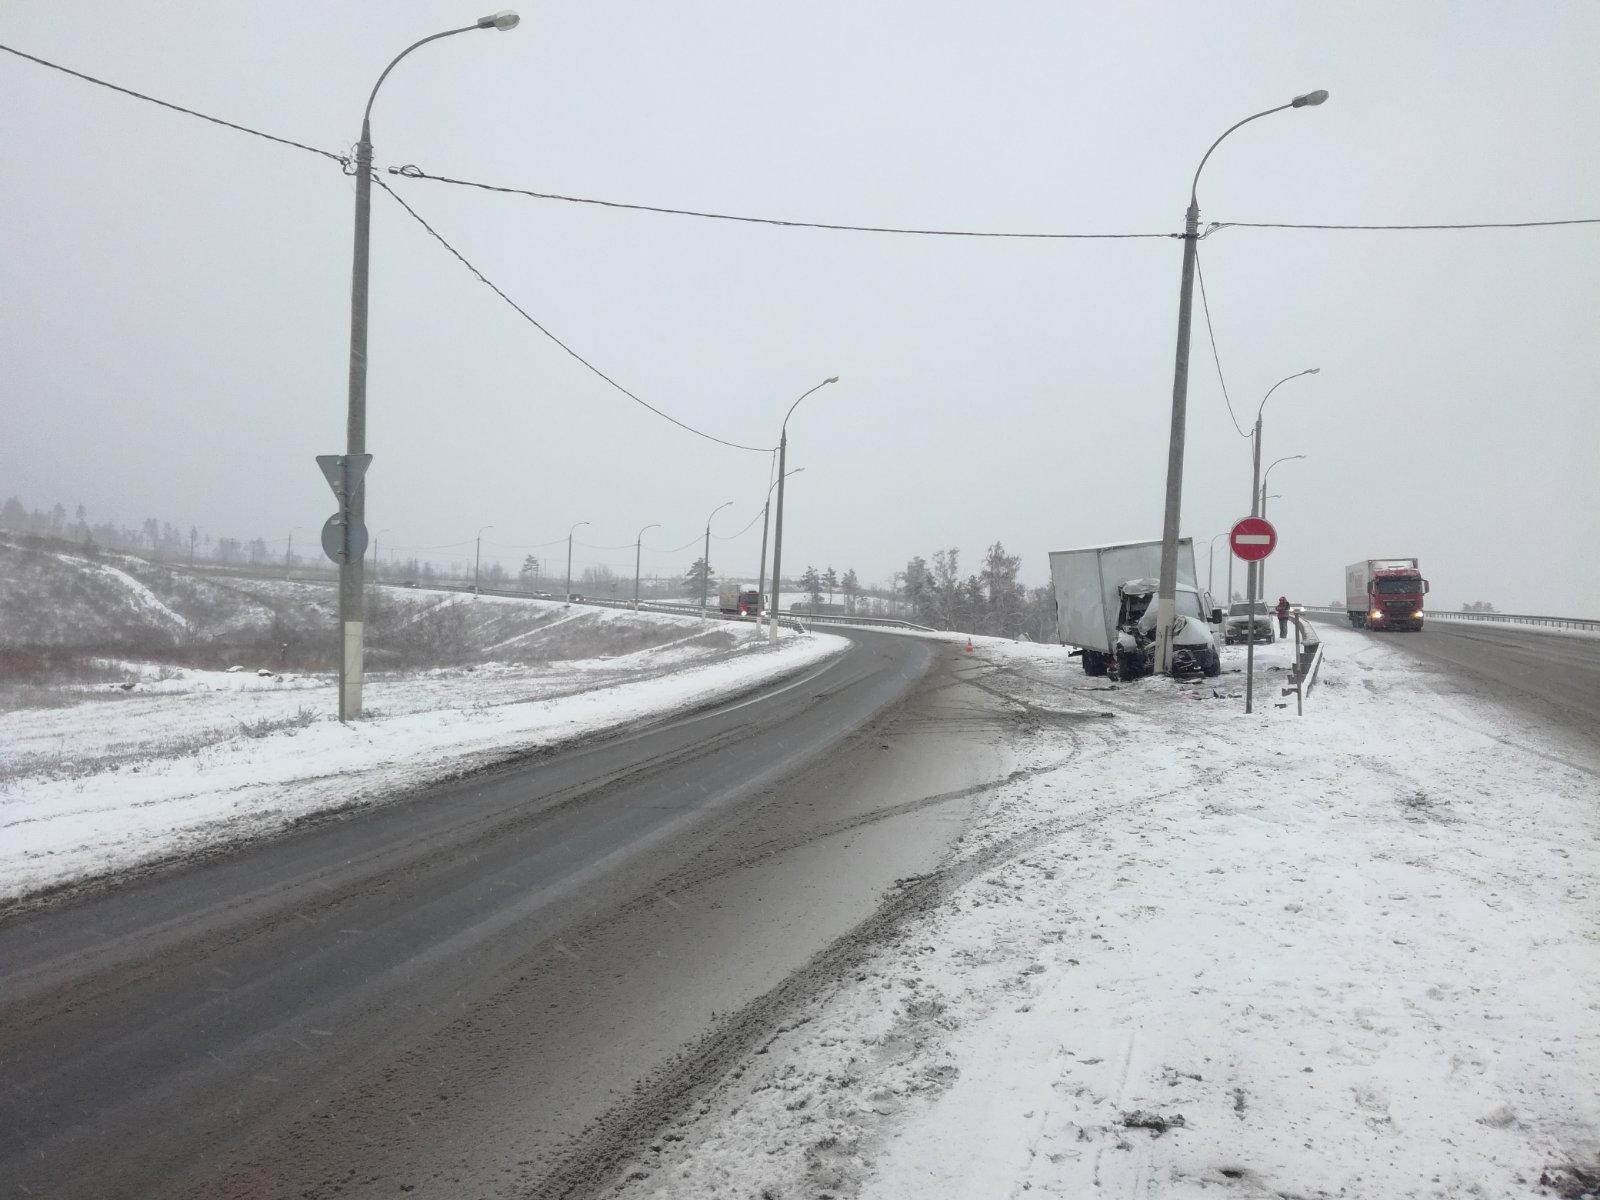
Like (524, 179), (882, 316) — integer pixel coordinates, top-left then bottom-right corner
(334, 11), (520, 722)
(474, 524), (495, 593)
(700, 501), (733, 616)
(1200, 532), (1227, 598)
(565, 520), (588, 603)
(756, 466), (805, 624)
(1153, 90), (1328, 675)
(1257, 456), (1305, 608)
(633, 523), (661, 610)
(1243, 366), (1319, 635)
(371, 528), (392, 583)
(769, 377), (839, 644)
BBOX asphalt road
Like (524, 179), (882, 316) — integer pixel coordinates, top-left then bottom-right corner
(1311, 615), (1600, 751)
(0, 629), (1015, 1199)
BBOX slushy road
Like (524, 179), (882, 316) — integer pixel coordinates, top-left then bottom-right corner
(0, 630), (1014, 1199)
(1312, 615), (1600, 751)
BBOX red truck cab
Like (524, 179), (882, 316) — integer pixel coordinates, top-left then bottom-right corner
(1346, 558), (1429, 631)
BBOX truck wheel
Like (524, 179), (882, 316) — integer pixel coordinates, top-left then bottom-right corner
(1081, 649), (1107, 677)
(1203, 647), (1222, 677)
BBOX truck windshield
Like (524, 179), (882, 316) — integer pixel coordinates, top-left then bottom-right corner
(1374, 577), (1420, 594)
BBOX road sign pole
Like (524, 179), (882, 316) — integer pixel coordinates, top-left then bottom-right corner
(1228, 514), (1277, 715)
(1245, 559), (1257, 713)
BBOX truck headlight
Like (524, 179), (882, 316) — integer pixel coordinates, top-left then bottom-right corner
(1413, 610), (1424, 619)
(1370, 610), (1383, 620)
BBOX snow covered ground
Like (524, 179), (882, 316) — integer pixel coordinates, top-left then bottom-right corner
(1, 602), (846, 908)
(603, 624), (1600, 1199)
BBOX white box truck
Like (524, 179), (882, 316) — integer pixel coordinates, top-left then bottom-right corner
(1049, 538), (1224, 679)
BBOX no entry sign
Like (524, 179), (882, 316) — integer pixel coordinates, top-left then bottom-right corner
(1229, 516), (1278, 562)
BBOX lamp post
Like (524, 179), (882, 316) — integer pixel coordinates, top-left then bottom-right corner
(371, 528), (391, 584)
(634, 523), (660, 609)
(756, 466), (805, 624)
(565, 520), (588, 603)
(1153, 90), (1328, 675)
(473, 525), (495, 593)
(700, 501), (733, 616)
(768, 377), (839, 644)
(285, 528), (301, 580)
(1201, 532), (1227, 598)
(1257, 458), (1304, 612)
(334, 10), (520, 721)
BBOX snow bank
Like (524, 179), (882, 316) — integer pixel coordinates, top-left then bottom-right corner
(0, 625), (847, 907)
(606, 625), (1600, 1199)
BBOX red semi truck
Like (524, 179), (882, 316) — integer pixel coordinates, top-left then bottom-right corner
(1345, 558), (1429, 631)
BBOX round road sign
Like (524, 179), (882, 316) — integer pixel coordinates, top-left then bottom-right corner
(1229, 516), (1277, 562)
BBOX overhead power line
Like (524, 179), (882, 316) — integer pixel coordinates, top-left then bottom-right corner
(0, 43), (345, 165)
(387, 165), (1181, 240)
(712, 507), (766, 541)
(373, 177), (773, 455)
(7, 45), (1597, 242)
(1206, 218), (1600, 235)
(1193, 249), (1251, 439)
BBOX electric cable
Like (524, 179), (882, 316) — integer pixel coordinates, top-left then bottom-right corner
(386, 164), (1180, 240)
(1206, 217), (1600, 235)
(0, 43), (346, 165)
(373, 176), (774, 454)
(1193, 248), (1251, 439)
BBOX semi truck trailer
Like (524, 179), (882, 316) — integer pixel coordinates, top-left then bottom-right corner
(1345, 558), (1429, 631)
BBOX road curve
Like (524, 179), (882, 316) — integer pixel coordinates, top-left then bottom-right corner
(0, 629), (1008, 1199)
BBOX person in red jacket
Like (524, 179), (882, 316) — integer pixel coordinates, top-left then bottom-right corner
(1276, 595), (1291, 639)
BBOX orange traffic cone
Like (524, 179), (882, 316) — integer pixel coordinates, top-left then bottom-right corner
(965, 637), (974, 653)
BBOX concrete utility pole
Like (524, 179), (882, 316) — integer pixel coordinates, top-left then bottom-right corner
(768, 377), (838, 644)
(756, 466), (804, 625)
(700, 501), (733, 616)
(565, 520), (588, 603)
(473, 525), (494, 593)
(634, 523), (660, 609)
(335, 10), (520, 722)
(285, 529), (298, 580)
(1154, 90), (1327, 675)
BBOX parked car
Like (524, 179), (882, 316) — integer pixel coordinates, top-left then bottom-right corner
(1225, 601), (1273, 644)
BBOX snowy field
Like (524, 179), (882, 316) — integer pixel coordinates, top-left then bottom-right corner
(1, 592), (847, 909)
(603, 624), (1600, 1199)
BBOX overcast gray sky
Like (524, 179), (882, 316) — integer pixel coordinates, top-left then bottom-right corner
(3, 2), (1597, 613)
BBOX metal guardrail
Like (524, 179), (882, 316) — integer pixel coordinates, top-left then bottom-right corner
(1302, 604), (1598, 633)
(401, 583), (935, 633)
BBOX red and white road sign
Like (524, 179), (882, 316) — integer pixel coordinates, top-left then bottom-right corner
(1229, 516), (1278, 562)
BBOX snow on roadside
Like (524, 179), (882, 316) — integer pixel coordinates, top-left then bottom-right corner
(605, 625), (1600, 1199)
(0, 626), (847, 907)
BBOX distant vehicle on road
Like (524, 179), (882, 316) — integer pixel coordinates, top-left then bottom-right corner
(1346, 558), (1429, 630)
(718, 582), (762, 616)
(1225, 601), (1273, 644)
(1048, 538), (1223, 679)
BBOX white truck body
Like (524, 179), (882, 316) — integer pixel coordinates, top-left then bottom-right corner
(1049, 538), (1198, 652)
(718, 582), (761, 614)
